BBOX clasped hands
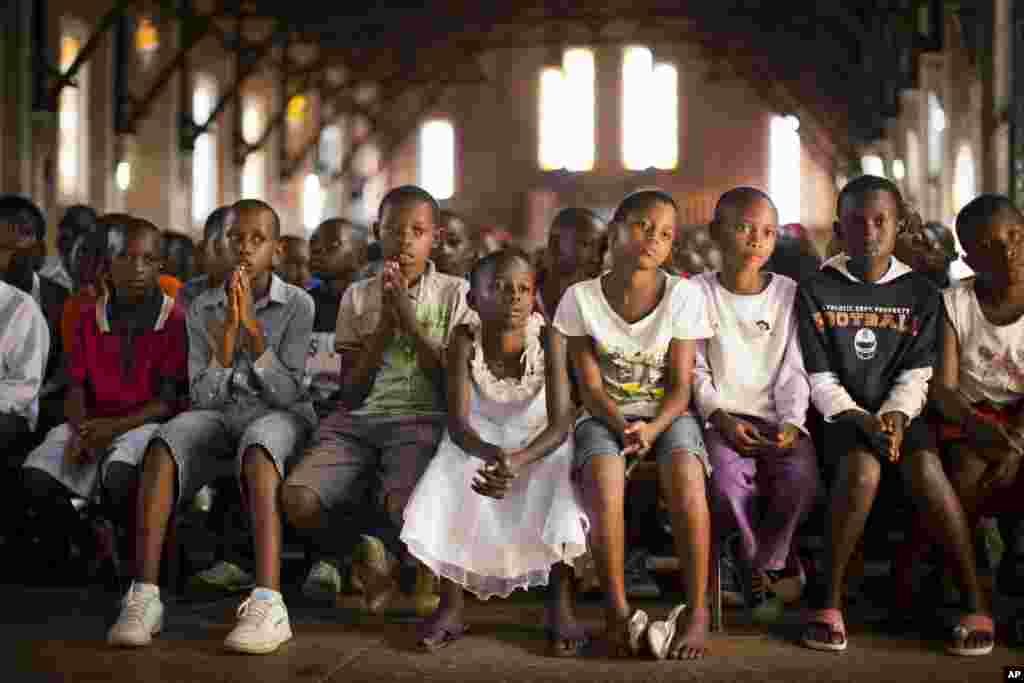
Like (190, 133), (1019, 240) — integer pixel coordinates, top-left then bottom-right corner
(711, 411), (803, 458)
(225, 265), (260, 336)
(840, 409), (908, 463)
(375, 260), (418, 337)
(471, 444), (527, 500)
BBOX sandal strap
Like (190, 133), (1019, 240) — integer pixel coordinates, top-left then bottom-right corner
(804, 607), (846, 632)
(955, 613), (994, 633)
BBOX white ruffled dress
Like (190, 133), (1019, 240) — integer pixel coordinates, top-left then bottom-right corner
(401, 313), (589, 599)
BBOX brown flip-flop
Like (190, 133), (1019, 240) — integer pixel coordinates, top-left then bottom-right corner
(417, 622), (470, 653)
(545, 623), (590, 658)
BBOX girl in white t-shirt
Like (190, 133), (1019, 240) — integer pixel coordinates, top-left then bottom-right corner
(693, 188), (818, 624)
(934, 195), (1024, 656)
(553, 189), (715, 660)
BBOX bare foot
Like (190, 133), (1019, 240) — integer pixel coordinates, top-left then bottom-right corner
(666, 606), (709, 660)
(417, 604), (468, 652)
(546, 607), (589, 657)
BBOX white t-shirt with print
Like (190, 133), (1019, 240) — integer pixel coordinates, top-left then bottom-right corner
(306, 331), (342, 409)
(553, 273), (715, 421)
(943, 278), (1024, 406)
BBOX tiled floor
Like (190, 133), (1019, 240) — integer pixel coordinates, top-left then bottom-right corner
(6, 585), (1021, 683)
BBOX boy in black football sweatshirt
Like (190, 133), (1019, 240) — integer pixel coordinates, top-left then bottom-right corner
(797, 176), (990, 656)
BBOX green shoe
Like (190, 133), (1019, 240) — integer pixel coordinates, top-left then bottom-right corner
(351, 536), (397, 614)
(187, 560), (254, 595)
(302, 560), (342, 603)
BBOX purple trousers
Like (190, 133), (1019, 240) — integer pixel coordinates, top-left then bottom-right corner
(706, 416), (820, 572)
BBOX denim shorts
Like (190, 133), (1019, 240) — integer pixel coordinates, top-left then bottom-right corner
(153, 407), (311, 507)
(573, 415), (710, 476)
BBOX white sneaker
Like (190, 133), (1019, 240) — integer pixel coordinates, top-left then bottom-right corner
(302, 560), (342, 603)
(108, 582), (164, 647)
(224, 592), (293, 654)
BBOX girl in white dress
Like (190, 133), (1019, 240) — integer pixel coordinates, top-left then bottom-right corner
(401, 248), (588, 652)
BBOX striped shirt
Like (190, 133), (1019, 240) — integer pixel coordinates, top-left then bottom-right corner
(0, 280), (50, 430)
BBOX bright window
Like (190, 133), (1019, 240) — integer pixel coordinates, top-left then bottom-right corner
(319, 123), (344, 176)
(58, 34), (88, 202)
(928, 92), (945, 178)
(419, 119), (455, 200)
(240, 102), (265, 200)
(769, 115), (801, 225)
(953, 143), (977, 214)
(861, 154), (885, 177)
(892, 159), (906, 181)
(538, 67), (566, 171)
(302, 174), (324, 230)
(623, 47), (678, 170)
(191, 76), (218, 225)
(537, 48), (594, 172)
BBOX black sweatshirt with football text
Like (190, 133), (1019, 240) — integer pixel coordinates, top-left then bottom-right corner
(796, 257), (941, 415)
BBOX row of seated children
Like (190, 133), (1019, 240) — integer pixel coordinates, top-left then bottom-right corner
(2, 178), (1022, 662)
(83, 180), (922, 661)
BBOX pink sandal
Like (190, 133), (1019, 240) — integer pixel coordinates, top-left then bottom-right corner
(946, 613), (994, 657)
(802, 608), (847, 652)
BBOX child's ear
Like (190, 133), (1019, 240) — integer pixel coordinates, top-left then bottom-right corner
(272, 238), (283, 268)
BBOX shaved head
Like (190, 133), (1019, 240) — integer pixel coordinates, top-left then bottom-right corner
(713, 187), (776, 225)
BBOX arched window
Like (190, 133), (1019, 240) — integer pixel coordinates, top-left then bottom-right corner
(769, 115), (801, 224)
(927, 92), (945, 178)
(191, 76), (218, 226)
(240, 101), (265, 200)
(953, 143), (977, 214)
(58, 30), (89, 203)
(860, 154), (885, 177)
(419, 119), (455, 200)
(622, 46), (678, 170)
(302, 173), (323, 231)
(538, 48), (594, 172)
(892, 159), (906, 182)
(318, 123), (344, 177)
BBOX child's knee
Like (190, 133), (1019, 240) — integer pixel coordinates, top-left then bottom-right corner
(839, 450), (882, 491)
(280, 484), (324, 528)
(900, 448), (945, 486)
(142, 438), (176, 471)
(948, 447), (988, 487)
(663, 449), (707, 485)
(240, 444), (274, 475)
